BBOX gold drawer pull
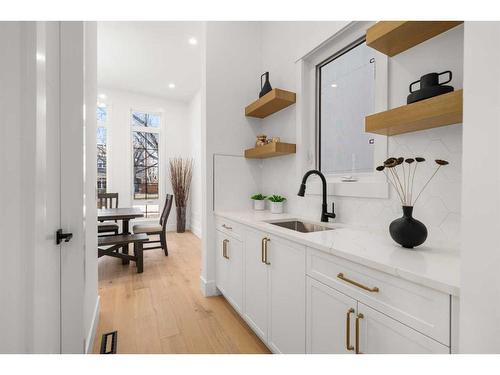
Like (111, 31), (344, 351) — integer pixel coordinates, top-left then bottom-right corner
(355, 313), (363, 354)
(337, 273), (379, 293)
(261, 237), (271, 266)
(346, 308), (355, 351)
(261, 237), (266, 263)
(222, 239), (229, 259)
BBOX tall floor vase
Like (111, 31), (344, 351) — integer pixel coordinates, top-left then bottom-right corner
(176, 206), (186, 233)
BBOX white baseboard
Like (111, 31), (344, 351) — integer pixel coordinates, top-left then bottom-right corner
(190, 222), (202, 238)
(199, 276), (220, 297)
(166, 223), (178, 232)
(85, 295), (100, 354)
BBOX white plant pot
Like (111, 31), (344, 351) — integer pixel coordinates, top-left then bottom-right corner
(253, 199), (266, 211)
(270, 201), (284, 214)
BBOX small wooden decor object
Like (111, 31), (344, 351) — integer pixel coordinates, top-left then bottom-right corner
(365, 90), (462, 136)
(366, 21), (463, 57)
(244, 142), (296, 159)
(245, 88), (296, 119)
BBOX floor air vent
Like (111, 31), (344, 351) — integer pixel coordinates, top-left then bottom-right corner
(100, 331), (118, 354)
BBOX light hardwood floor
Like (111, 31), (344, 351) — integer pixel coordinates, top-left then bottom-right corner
(92, 231), (270, 354)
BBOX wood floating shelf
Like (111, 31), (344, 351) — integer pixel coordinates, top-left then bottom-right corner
(244, 142), (296, 159)
(245, 88), (296, 119)
(366, 21), (463, 57)
(365, 90), (463, 136)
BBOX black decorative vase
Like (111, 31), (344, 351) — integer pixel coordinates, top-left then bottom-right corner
(259, 72), (272, 98)
(176, 206), (186, 233)
(407, 70), (454, 104)
(389, 206), (427, 249)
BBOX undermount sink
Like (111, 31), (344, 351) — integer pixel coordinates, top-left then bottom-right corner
(269, 220), (334, 233)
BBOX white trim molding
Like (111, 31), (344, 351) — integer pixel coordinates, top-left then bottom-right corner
(199, 276), (220, 297)
(85, 296), (100, 354)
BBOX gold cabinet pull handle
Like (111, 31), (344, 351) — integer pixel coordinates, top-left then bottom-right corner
(337, 273), (379, 293)
(346, 308), (355, 351)
(223, 239), (229, 259)
(263, 237), (271, 265)
(355, 313), (363, 354)
(261, 237), (266, 264)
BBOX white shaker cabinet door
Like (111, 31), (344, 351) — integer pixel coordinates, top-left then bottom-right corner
(306, 277), (358, 354)
(215, 230), (229, 296)
(225, 236), (244, 314)
(243, 228), (269, 342)
(267, 236), (306, 354)
(356, 303), (449, 354)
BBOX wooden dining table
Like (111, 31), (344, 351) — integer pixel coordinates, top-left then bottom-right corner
(98, 207), (144, 263)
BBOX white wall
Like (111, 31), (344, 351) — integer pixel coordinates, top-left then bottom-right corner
(83, 22), (98, 354)
(460, 21), (500, 353)
(259, 22), (464, 248)
(0, 21), (96, 354)
(0, 21), (29, 354)
(188, 90), (202, 237)
(201, 21), (263, 295)
(99, 88), (197, 231)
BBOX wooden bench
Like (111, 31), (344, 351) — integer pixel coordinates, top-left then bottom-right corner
(98, 233), (148, 273)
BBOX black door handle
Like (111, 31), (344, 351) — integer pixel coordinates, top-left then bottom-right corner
(56, 229), (73, 245)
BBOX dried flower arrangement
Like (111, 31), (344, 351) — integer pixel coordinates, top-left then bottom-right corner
(376, 157), (449, 206)
(169, 157), (194, 232)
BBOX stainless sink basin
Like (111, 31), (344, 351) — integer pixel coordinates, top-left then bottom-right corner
(269, 220), (334, 233)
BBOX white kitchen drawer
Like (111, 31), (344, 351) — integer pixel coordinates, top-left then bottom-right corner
(306, 247), (450, 346)
(215, 216), (243, 241)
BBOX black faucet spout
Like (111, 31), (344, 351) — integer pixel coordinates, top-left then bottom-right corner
(297, 170), (336, 222)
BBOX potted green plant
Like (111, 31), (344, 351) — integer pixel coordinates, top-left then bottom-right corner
(268, 195), (286, 214)
(251, 193), (267, 210)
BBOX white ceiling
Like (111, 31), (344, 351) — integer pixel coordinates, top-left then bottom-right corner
(98, 21), (203, 101)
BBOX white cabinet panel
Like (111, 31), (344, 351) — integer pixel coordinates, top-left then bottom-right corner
(215, 230), (243, 314)
(268, 236), (306, 353)
(226, 237), (244, 313)
(306, 277), (357, 354)
(357, 303), (449, 354)
(307, 247), (450, 345)
(243, 228), (269, 341)
(215, 230), (228, 296)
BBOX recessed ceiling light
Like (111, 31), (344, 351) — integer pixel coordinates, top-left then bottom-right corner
(331, 83), (338, 88)
(188, 37), (198, 45)
(168, 83), (176, 89)
(36, 53), (45, 62)
(98, 93), (107, 99)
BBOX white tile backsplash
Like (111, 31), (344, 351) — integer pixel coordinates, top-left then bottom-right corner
(333, 124), (462, 248)
(258, 23), (464, 251)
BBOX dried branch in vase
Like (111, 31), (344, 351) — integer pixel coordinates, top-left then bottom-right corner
(376, 157), (449, 207)
(169, 157), (194, 208)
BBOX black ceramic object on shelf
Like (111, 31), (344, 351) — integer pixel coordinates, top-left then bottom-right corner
(389, 206), (428, 249)
(259, 72), (273, 98)
(407, 71), (454, 104)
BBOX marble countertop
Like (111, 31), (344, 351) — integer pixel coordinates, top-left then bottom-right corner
(215, 210), (460, 296)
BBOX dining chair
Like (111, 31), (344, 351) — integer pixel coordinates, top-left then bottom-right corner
(98, 192), (119, 235)
(132, 194), (173, 256)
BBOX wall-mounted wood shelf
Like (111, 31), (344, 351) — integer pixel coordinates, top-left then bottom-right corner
(366, 21), (463, 57)
(245, 89), (296, 118)
(244, 142), (296, 159)
(365, 90), (463, 136)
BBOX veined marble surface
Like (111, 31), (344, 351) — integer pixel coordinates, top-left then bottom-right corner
(215, 210), (460, 296)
